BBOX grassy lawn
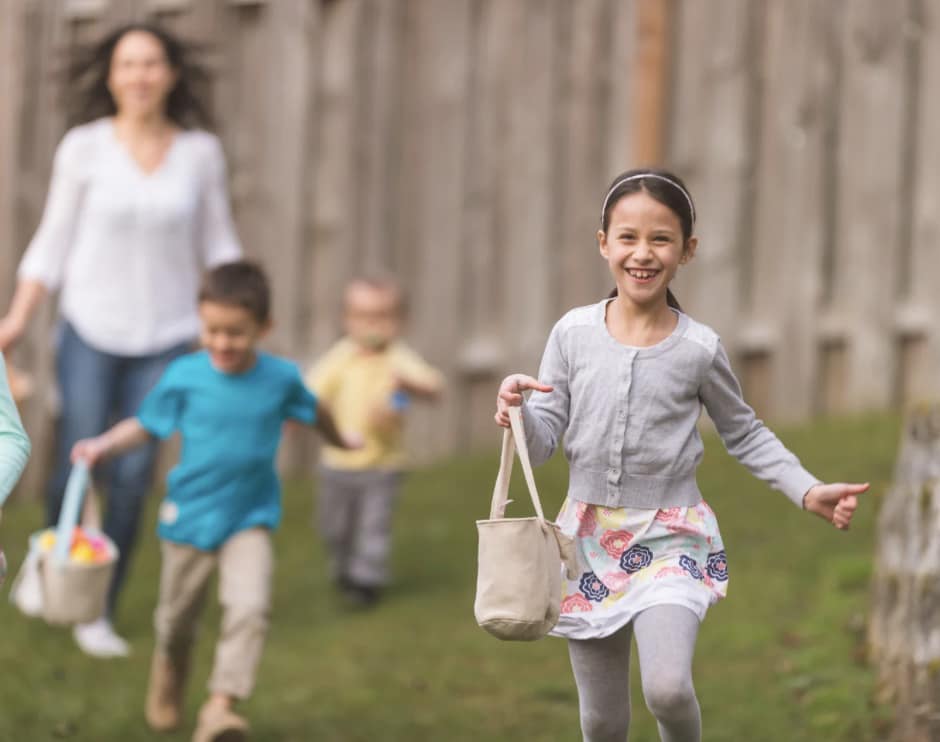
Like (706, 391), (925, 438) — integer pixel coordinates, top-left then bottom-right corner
(0, 413), (898, 741)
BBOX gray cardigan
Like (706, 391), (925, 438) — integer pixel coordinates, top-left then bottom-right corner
(521, 299), (819, 510)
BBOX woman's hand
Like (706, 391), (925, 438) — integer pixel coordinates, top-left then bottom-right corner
(0, 280), (49, 351)
(494, 374), (553, 428)
(0, 315), (26, 351)
(803, 482), (870, 530)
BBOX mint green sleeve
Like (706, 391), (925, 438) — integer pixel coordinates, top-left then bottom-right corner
(0, 354), (31, 506)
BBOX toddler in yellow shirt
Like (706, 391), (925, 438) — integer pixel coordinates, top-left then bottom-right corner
(306, 277), (442, 607)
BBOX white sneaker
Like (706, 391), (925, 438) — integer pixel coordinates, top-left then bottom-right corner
(73, 617), (130, 658)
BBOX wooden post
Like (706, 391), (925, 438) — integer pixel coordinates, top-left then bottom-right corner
(0, 0), (23, 293)
(632, 0), (672, 165)
(870, 402), (940, 741)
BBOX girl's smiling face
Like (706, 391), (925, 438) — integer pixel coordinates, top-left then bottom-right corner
(598, 191), (696, 309)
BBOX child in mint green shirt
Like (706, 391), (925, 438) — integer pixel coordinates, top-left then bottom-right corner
(0, 353), (32, 584)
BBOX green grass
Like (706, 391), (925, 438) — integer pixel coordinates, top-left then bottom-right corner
(0, 413), (899, 741)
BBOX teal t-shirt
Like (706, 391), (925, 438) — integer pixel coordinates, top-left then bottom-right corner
(137, 351), (317, 551)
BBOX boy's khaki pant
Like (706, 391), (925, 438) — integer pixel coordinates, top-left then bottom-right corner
(154, 528), (273, 700)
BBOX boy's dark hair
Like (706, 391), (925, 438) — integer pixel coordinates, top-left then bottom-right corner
(199, 261), (270, 323)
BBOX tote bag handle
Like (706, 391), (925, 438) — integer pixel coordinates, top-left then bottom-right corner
(488, 406), (547, 521)
(53, 461), (91, 564)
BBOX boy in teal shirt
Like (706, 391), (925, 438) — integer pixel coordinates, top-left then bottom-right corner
(73, 261), (356, 742)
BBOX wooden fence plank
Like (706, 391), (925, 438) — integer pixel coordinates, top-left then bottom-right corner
(308, 0), (364, 356)
(403, 0), (473, 458)
(502, 0), (563, 375)
(0, 0), (24, 296)
(454, 0), (516, 447)
(745, 0), (838, 421)
(557, 0), (615, 310)
(632, 0), (670, 166)
(605, 0), (637, 176)
(667, 0), (752, 349)
(256, 1), (318, 469)
(358, 0), (403, 274)
(906, 0), (940, 408)
(217, 2), (267, 261)
(830, 0), (908, 412)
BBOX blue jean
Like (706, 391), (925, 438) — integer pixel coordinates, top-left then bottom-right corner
(46, 322), (190, 617)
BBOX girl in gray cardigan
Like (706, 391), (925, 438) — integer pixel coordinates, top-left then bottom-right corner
(494, 169), (868, 742)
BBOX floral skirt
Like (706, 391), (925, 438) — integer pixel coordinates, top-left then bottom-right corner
(551, 498), (729, 640)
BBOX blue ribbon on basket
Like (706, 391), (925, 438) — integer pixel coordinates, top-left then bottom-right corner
(53, 461), (90, 564)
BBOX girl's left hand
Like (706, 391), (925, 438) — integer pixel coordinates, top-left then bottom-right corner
(803, 482), (870, 530)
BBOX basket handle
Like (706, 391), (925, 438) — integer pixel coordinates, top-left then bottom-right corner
(53, 461), (90, 564)
(488, 406), (547, 521)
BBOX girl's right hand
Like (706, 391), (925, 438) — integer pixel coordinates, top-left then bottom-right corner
(494, 374), (553, 428)
(71, 436), (110, 467)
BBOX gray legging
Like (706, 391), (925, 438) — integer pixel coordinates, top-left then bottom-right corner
(567, 604), (702, 742)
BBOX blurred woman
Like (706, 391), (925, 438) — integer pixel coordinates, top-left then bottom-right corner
(0, 23), (242, 657)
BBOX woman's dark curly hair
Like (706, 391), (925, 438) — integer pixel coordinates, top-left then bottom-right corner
(65, 23), (213, 130)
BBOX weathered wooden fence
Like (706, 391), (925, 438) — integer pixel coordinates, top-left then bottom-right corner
(1, 0), (940, 493)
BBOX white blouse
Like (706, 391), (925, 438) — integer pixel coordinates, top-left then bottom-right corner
(18, 117), (242, 356)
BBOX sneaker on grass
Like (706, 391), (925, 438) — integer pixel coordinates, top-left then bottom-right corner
(72, 617), (130, 658)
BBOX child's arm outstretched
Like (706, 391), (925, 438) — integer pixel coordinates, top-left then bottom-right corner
(71, 418), (153, 466)
(390, 345), (445, 401)
(315, 402), (362, 450)
(701, 341), (868, 530)
(395, 373), (443, 401)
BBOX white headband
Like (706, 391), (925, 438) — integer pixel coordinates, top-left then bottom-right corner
(600, 173), (696, 227)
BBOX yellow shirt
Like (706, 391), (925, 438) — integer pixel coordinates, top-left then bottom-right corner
(306, 338), (443, 471)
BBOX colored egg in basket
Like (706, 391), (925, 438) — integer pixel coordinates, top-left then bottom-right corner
(37, 526), (115, 565)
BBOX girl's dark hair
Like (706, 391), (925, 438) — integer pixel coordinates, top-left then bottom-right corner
(66, 23), (212, 129)
(199, 260), (270, 324)
(601, 168), (696, 311)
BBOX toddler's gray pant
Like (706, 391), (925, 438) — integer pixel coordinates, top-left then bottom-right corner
(317, 467), (401, 587)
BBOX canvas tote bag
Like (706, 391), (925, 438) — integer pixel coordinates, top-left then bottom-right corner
(475, 406), (575, 641)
